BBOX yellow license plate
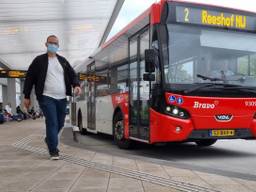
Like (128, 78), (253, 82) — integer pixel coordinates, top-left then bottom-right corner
(210, 130), (235, 137)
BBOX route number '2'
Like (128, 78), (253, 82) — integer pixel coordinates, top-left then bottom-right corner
(184, 8), (190, 22)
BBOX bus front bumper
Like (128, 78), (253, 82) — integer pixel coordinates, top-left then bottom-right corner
(149, 109), (256, 143)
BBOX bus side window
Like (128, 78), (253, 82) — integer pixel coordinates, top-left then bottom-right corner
(109, 66), (124, 94)
(140, 29), (150, 96)
(96, 69), (109, 96)
(117, 64), (129, 92)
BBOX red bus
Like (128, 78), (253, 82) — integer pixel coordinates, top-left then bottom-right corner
(72, 0), (256, 148)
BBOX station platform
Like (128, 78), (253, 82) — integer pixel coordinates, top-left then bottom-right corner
(0, 119), (255, 192)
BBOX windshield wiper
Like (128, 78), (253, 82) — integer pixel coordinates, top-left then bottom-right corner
(197, 74), (246, 83)
(197, 74), (223, 82)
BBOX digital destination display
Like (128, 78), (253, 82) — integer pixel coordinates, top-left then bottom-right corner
(0, 70), (27, 78)
(0, 70), (107, 82)
(79, 73), (107, 83)
(175, 5), (256, 31)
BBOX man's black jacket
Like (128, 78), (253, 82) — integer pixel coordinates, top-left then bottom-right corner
(23, 53), (80, 99)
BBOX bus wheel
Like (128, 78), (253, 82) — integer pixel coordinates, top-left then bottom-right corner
(195, 139), (217, 147)
(78, 113), (87, 135)
(113, 112), (132, 149)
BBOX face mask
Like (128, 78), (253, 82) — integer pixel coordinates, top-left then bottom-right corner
(47, 43), (59, 53)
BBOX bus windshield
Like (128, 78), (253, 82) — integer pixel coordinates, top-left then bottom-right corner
(165, 24), (256, 91)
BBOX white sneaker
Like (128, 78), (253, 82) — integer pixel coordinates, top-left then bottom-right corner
(50, 152), (59, 160)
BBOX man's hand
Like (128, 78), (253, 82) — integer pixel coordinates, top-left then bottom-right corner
(74, 86), (82, 96)
(24, 98), (31, 109)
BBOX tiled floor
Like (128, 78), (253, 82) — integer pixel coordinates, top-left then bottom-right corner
(0, 119), (255, 192)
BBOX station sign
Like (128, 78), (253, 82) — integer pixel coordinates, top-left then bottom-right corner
(0, 70), (108, 82)
(175, 5), (256, 31)
(78, 73), (108, 83)
(0, 70), (27, 78)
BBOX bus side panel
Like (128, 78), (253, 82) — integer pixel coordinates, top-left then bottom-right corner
(150, 108), (193, 143)
(112, 92), (129, 139)
(95, 95), (113, 135)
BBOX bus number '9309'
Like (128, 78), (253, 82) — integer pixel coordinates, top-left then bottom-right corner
(245, 101), (256, 106)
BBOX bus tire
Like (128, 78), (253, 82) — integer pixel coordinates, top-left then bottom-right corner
(195, 139), (217, 147)
(113, 112), (132, 149)
(78, 112), (87, 135)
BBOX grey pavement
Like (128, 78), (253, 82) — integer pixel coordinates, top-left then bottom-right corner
(0, 119), (255, 192)
(64, 127), (256, 182)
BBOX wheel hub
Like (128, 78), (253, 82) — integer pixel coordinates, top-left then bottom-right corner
(115, 120), (124, 140)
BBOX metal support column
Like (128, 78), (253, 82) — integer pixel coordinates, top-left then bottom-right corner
(7, 78), (17, 114)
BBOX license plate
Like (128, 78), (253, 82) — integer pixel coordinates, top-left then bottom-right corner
(210, 130), (235, 137)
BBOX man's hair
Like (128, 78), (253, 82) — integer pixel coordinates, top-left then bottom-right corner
(46, 35), (58, 42)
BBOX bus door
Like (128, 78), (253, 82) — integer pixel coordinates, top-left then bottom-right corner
(87, 63), (96, 130)
(129, 28), (150, 141)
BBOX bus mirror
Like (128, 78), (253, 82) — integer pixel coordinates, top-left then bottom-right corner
(145, 49), (156, 73)
(143, 73), (155, 81)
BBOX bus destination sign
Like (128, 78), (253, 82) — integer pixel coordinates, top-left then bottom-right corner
(176, 6), (256, 31)
(0, 70), (27, 78)
(79, 73), (107, 83)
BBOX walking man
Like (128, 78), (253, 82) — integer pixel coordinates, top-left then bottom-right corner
(23, 35), (81, 160)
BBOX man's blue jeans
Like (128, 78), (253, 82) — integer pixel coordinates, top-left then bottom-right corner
(38, 95), (67, 153)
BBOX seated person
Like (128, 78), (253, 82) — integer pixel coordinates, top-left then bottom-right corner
(4, 103), (13, 116)
(210, 59), (234, 79)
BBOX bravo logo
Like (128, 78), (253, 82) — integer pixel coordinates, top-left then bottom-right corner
(193, 101), (215, 109)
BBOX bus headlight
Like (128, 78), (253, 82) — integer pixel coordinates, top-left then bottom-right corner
(165, 105), (190, 119)
(172, 108), (179, 115)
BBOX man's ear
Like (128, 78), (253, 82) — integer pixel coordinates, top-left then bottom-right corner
(45, 42), (48, 47)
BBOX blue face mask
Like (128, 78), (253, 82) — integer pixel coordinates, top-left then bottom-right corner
(47, 43), (59, 53)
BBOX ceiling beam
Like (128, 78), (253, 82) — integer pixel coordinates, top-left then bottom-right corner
(0, 59), (10, 70)
(98, 0), (125, 47)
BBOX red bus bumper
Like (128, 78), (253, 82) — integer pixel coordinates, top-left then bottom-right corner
(149, 108), (256, 144)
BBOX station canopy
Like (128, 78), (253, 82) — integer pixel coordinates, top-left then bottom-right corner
(0, 0), (123, 71)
